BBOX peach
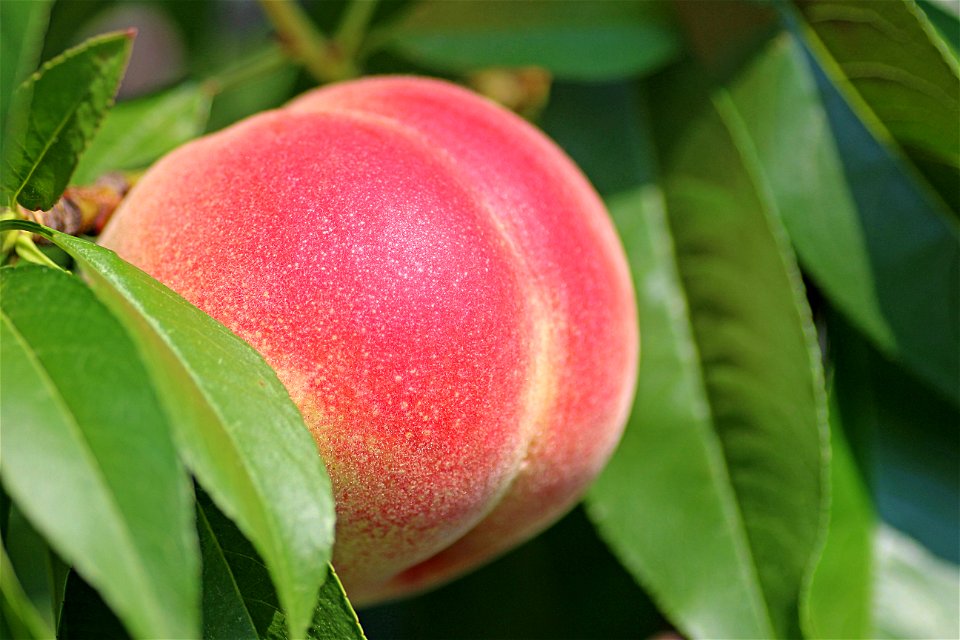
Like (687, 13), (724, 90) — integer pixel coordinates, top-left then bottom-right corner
(99, 76), (638, 604)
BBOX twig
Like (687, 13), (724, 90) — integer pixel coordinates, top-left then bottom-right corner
(335, 0), (381, 61)
(258, 0), (357, 83)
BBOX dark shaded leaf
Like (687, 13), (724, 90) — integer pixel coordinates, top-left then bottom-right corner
(0, 264), (198, 638)
(918, 0), (960, 54)
(710, 26), (960, 406)
(384, 0), (681, 80)
(1, 31), (132, 209)
(1, 543), (54, 640)
(58, 569), (130, 640)
(3, 506), (69, 632)
(198, 492), (364, 640)
(793, 0), (960, 212)
(359, 507), (661, 639)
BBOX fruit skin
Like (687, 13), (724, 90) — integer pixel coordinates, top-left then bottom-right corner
(99, 76), (639, 605)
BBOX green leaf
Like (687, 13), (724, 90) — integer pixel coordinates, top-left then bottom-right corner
(3, 505), (69, 633)
(0, 265), (198, 638)
(792, 0), (960, 213)
(71, 83), (213, 185)
(829, 312), (959, 565)
(872, 526), (960, 639)
(711, 26), (959, 406)
(1, 543), (54, 640)
(198, 492), (364, 640)
(0, 220), (336, 640)
(919, 0), (960, 55)
(301, 569), (364, 640)
(1, 31), (132, 210)
(0, 0), (51, 136)
(822, 311), (959, 637)
(585, 68), (828, 637)
(538, 82), (651, 196)
(383, 0), (681, 80)
(802, 389), (874, 638)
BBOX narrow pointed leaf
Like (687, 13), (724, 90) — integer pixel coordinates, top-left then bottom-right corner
(792, 0), (960, 212)
(1, 31), (132, 210)
(0, 265), (198, 638)
(199, 491), (365, 640)
(385, 0), (681, 80)
(0, 220), (335, 640)
(586, 67), (828, 636)
(71, 83), (213, 185)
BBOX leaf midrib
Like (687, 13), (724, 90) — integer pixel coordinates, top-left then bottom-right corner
(10, 57), (109, 205)
(196, 503), (261, 637)
(657, 181), (778, 639)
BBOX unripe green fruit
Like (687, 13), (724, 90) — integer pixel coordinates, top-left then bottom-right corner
(100, 76), (638, 604)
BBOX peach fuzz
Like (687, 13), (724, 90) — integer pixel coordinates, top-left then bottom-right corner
(99, 76), (639, 605)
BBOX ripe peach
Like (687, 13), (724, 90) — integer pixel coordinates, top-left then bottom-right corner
(99, 76), (638, 604)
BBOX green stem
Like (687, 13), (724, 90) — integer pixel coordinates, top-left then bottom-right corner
(258, 0), (357, 83)
(204, 44), (290, 96)
(335, 0), (380, 60)
(15, 233), (62, 270)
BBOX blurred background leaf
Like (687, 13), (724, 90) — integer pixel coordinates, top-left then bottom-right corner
(0, 0), (52, 138)
(793, 0), (959, 213)
(71, 82), (212, 184)
(380, 0), (682, 80)
(772, 4), (960, 406)
(872, 525), (959, 639)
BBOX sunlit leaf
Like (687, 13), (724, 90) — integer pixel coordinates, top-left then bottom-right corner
(0, 219), (335, 640)
(1, 31), (132, 210)
(0, 264), (198, 638)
